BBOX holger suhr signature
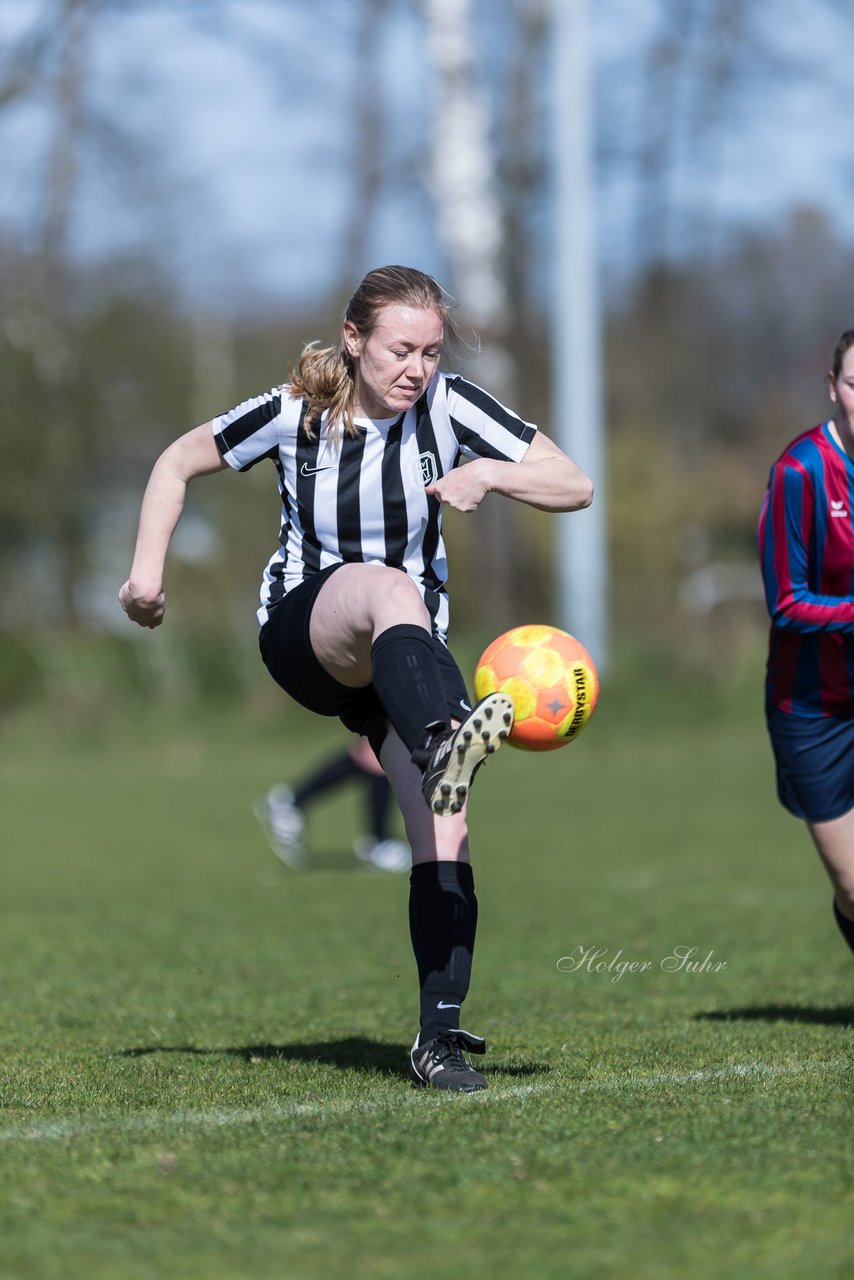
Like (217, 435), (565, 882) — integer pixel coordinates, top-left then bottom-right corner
(556, 945), (727, 983)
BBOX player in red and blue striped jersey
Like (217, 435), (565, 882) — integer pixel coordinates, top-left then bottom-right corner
(758, 329), (854, 964)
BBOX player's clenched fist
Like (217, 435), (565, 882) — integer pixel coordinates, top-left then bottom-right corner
(427, 460), (494, 513)
(118, 580), (165, 628)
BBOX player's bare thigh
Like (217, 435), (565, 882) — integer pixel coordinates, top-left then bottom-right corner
(309, 563), (431, 687)
(807, 809), (854, 914)
(380, 725), (470, 863)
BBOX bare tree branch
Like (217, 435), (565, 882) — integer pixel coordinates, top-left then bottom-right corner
(0, 9), (56, 108)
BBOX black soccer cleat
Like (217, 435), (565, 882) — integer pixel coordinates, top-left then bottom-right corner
(409, 1029), (488, 1092)
(412, 693), (514, 815)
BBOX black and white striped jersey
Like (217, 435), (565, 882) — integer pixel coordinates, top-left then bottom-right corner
(211, 370), (536, 639)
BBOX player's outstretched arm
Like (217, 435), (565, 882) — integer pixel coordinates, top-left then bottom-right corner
(119, 423), (228, 629)
(427, 431), (593, 515)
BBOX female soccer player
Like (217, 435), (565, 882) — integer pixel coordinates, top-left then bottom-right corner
(758, 328), (854, 968)
(119, 265), (592, 1091)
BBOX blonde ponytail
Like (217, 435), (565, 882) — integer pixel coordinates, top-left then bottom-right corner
(289, 341), (357, 443)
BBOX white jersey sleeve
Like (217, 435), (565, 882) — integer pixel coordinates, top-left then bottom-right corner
(444, 376), (536, 463)
(211, 387), (285, 472)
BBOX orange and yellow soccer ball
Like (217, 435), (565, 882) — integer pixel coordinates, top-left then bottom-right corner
(474, 624), (599, 752)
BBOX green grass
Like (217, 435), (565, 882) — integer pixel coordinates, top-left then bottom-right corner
(1, 672), (853, 1280)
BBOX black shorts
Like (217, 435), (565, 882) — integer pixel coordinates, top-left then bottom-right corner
(259, 563), (471, 757)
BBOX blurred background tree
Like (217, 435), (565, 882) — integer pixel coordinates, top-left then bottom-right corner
(1, 0), (853, 715)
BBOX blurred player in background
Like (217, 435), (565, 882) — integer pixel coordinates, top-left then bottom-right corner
(255, 734), (410, 873)
(119, 265), (592, 1091)
(758, 328), (854, 968)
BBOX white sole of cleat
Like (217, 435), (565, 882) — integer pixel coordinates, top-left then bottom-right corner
(428, 693), (514, 815)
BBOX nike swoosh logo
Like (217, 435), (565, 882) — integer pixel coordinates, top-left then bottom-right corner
(300, 462), (334, 477)
(436, 1001), (461, 1009)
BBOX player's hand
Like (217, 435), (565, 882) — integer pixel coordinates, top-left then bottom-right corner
(119, 579), (166, 629)
(426, 460), (494, 513)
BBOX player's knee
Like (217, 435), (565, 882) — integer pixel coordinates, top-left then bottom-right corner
(370, 566), (430, 627)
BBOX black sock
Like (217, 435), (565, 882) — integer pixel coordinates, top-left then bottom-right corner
(409, 861), (478, 1043)
(370, 624), (449, 754)
(367, 773), (393, 841)
(833, 899), (854, 959)
(293, 752), (360, 807)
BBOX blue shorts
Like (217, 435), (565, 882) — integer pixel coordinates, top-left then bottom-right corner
(766, 706), (854, 823)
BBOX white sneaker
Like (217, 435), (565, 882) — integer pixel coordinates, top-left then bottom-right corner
(253, 785), (307, 870)
(353, 836), (411, 873)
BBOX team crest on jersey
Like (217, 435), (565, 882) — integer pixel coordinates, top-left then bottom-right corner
(415, 451), (438, 488)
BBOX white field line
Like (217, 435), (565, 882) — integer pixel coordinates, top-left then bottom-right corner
(0, 1057), (848, 1145)
(578, 1058), (846, 1092)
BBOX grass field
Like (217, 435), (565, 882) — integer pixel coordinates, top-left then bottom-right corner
(1, 662), (853, 1280)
